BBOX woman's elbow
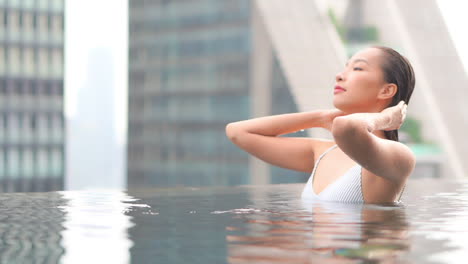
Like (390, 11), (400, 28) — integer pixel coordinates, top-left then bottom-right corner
(225, 122), (242, 143)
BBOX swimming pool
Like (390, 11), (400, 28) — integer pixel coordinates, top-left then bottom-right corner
(0, 177), (467, 263)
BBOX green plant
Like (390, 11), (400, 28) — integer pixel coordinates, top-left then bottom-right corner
(328, 8), (346, 43)
(400, 116), (422, 143)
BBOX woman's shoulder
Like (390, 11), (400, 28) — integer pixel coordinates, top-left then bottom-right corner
(374, 139), (416, 181)
(387, 140), (416, 162)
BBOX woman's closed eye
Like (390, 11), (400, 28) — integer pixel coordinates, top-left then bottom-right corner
(353, 67), (363, 71)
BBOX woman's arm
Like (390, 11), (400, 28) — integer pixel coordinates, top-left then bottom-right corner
(331, 101), (415, 183)
(226, 110), (345, 173)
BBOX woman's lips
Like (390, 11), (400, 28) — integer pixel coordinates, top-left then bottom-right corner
(334, 85), (346, 94)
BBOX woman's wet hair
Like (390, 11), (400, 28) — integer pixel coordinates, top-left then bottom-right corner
(373, 46), (416, 142)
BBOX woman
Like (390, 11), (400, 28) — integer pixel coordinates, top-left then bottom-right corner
(225, 46), (416, 204)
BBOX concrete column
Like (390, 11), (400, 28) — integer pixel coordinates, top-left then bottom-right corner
(249, 3), (273, 185)
(254, 0), (347, 139)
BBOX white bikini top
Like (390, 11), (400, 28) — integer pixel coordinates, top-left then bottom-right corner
(302, 144), (365, 203)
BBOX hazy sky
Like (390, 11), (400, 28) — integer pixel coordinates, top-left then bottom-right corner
(64, 0), (468, 147)
(65, 0), (127, 145)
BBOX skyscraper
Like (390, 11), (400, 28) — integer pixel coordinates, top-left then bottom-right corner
(127, 0), (308, 187)
(0, 0), (65, 192)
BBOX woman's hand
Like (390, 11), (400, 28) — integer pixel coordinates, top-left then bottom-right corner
(380, 101), (407, 131)
(321, 109), (347, 131)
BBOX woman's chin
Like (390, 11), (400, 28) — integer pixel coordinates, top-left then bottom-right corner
(333, 99), (358, 114)
(332, 98), (348, 111)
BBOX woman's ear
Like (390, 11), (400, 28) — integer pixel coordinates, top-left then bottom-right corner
(378, 83), (398, 100)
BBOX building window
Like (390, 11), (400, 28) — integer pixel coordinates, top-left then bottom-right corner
(8, 10), (19, 32)
(38, 0), (49, 10)
(2, 113), (7, 131)
(0, 11), (4, 35)
(0, 114), (4, 142)
(23, 0), (35, 9)
(0, 150), (4, 177)
(52, 0), (64, 11)
(30, 114), (37, 131)
(38, 13), (48, 37)
(47, 14), (52, 30)
(7, 148), (20, 178)
(37, 149), (48, 177)
(0, 79), (6, 94)
(38, 48), (48, 77)
(52, 49), (62, 77)
(24, 47), (34, 76)
(0, 46), (4, 74)
(8, 113), (19, 142)
(23, 149), (34, 177)
(9, 47), (20, 75)
(32, 13), (37, 29)
(18, 11), (23, 28)
(23, 12), (34, 40)
(52, 148), (62, 176)
(3, 10), (7, 27)
(52, 14), (63, 41)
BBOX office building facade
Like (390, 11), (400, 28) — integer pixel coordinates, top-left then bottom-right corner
(128, 0), (307, 187)
(0, 0), (65, 192)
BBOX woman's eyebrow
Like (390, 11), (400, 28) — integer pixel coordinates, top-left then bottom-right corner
(345, 58), (370, 66)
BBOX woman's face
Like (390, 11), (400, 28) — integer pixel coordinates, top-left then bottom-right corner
(333, 48), (390, 113)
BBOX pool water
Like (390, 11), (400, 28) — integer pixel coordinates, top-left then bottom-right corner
(0, 177), (467, 263)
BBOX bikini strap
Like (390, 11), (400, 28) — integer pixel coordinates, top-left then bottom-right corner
(397, 184), (406, 202)
(317, 144), (338, 161)
(310, 144), (338, 180)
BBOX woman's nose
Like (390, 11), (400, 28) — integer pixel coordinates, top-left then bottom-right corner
(335, 71), (344, 82)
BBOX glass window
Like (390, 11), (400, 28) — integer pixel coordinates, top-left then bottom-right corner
(23, 0), (35, 9)
(37, 149), (48, 177)
(38, 48), (48, 77)
(38, 114), (48, 142)
(0, 11), (4, 39)
(9, 47), (20, 75)
(7, 148), (19, 178)
(32, 13), (37, 29)
(0, 114), (3, 142)
(53, 114), (62, 142)
(30, 113), (37, 130)
(52, 148), (62, 177)
(53, 0), (64, 11)
(2, 113), (7, 131)
(3, 10), (7, 27)
(52, 49), (62, 77)
(23, 149), (34, 178)
(18, 11), (23, 28)
(52, 15), (63, 42)
(23, 47), (34, 76)
(38, 0), (49, 10)
(8, 113), (19, 143)
(47, 14), (52, 30)
(0, 46), (4, 74)
(0, 149), (4, 178)
(38, 14), (48, 42)
(8, 10), (18, 29)
(22, 114), (32, 142)
(23, 12), (34, 41)
(8, 0), (21, 8)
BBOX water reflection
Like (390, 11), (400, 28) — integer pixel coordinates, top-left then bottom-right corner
(0, 192), (67, 263)
(59, 190), (147, 264)
(226, 200), (410, 263)
(0, 179), (467, 263)
(0, 190), (148, 264)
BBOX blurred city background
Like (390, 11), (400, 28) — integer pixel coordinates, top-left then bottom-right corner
(1, 0), (468, 192)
